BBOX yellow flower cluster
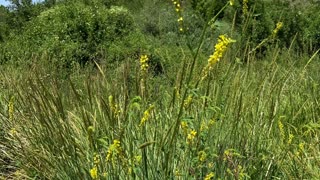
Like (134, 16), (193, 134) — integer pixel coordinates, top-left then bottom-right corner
(295, 142), (305, 156)
(200, 118), (216, 132)
(299, 142), (305, 152)
(180, 121), (188, 135)
(140, 55), (149, 73)
(93, 153), (100, 165)
(183, 94), (193, 109)
(201, 35), (235, 81)
(134, 155), (142, 165)
(174, 169), (182, 177)
(106, 139), (123, 163)
(242, 0), (249, 16)
(187, 130), (197, 145)
(288, 133), (294, 145)
(171, 0), (184, 32)
(90, 166), (98, 179)
(108, 95), (121, 118)
(139, 104), (155, 126)
(272, 22), (283, 38)
(9, 128), (17, 136)
(204, 172), (215, 180)
(198, 150), (207, 162)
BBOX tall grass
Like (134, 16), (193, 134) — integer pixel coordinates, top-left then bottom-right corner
(1, 46), (320, 179)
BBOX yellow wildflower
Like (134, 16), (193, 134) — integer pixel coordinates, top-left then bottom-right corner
(93, 153), (100, 165)
(108, 95), (121, 117)
(140, 55), (149, 73)
(134, 155), (142, 165)
(139, 104), (155, 126)
(187, 130), (197, 145)
(200, 121), (208, 132)
(209, 118), (216, 126)
(198, 151), (207, 162)
(180, 121), (188, 135)
(272, 22), (283, 38)
(172, 0), (184, 33)
(288, 133), (294, 145)
(299, 142), (305, 152)
(106, 139), (123, 163)
(183, 95), (193, 108)
(90, 166), (98, 179)
(242, 0), (249, 16)
(9, 128), (17, 136)
(175, 169), (182, 176)
(208, 162), (214, 168)
(204, 172), (215, 180)
(201, 35), (235, 81)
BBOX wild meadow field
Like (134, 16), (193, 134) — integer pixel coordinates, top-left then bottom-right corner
(1, 0), (320, 179)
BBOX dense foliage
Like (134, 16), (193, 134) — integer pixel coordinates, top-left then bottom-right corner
(1, 0), (320, 179)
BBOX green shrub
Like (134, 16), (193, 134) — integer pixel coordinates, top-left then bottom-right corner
(189, 0), (226, 21)
(2, 2), (134, 66)
(303, 5), (320, 52)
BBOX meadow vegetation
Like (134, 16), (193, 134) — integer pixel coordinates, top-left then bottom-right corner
(1, 0), (320, 179)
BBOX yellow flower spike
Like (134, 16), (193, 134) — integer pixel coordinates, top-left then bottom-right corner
(187, 130), (197, 145)
(198, 151), (207, 162)
(208, 162), (214, 168)
(102, 172), (107, 177)
(229, 0), (234, 6)
(204, 172), (215, 180)
(139, 104), (155, 126)
(177, 17), (183, 22)
(140, 55), (149, 73)
(209, 118), (216, 126)
(276, 22), (283, 29)
(9, 128), (17, 136)
(134, 155), (142, 165)
(183, 95), (193, 108)
(106, 139), (123, 164)
(201, 35), (235, 81)
(90, 166), (98, 179)
(272, 22), (283, 37)
(93, 153), (100, 165)
(180, 121), (188, 135)
(242, 0), (249, 16)
(174, 169), (182, 176)
(288, 133), (294, 145)
(299, 142), (305, 152)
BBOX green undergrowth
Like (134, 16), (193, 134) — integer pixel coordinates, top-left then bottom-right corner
(1, 47), (320, 179)
(1, 0), (320, 179)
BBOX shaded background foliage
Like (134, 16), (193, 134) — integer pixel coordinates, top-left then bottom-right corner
(0, 0), (319, 66)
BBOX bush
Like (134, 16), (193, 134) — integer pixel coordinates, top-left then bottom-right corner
(2, 2), (134, 66)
